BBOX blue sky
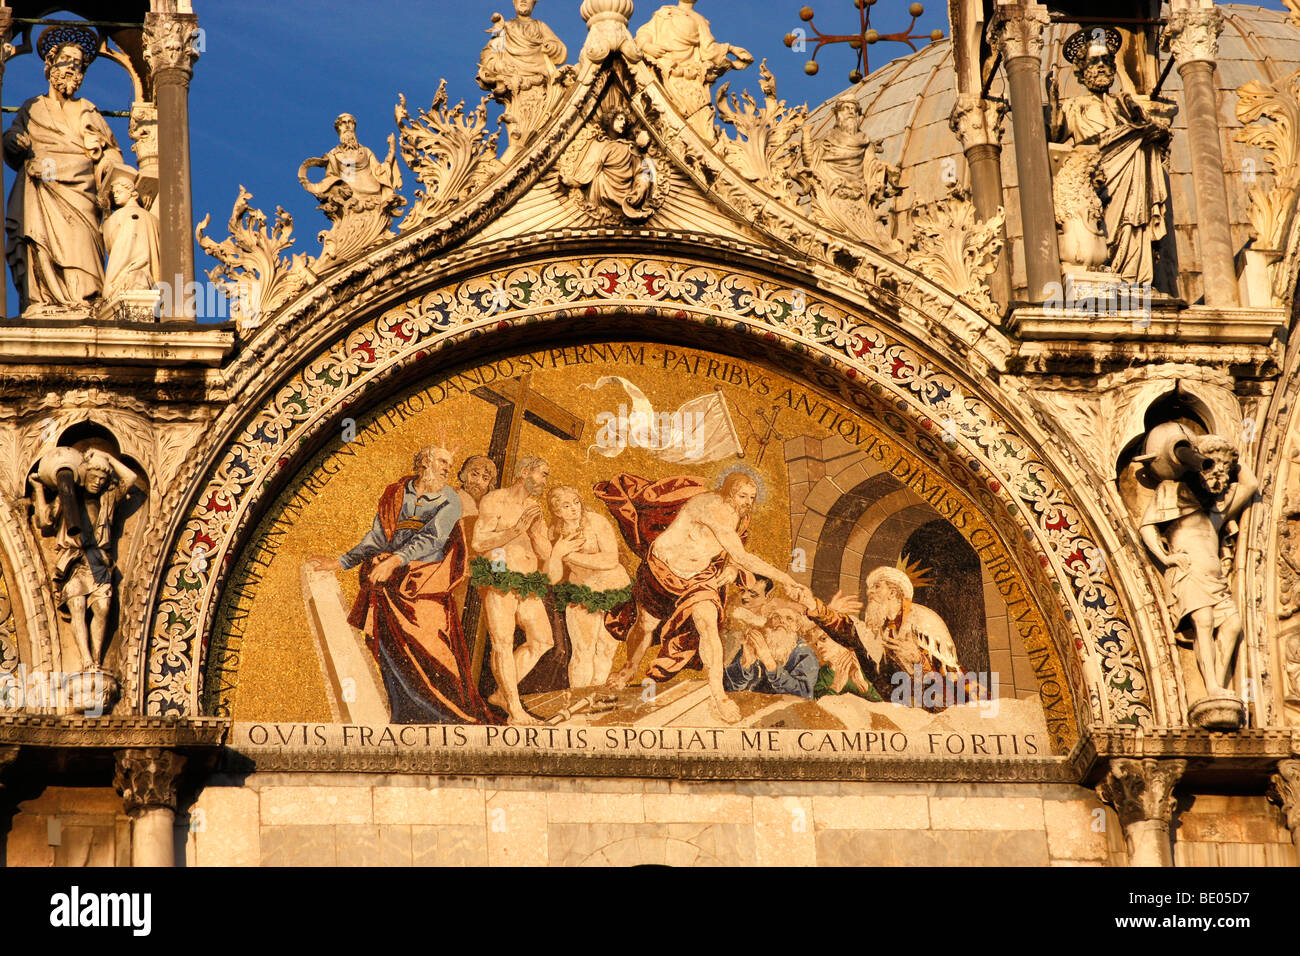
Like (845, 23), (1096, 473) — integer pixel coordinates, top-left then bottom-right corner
(0, 0), (1291, 314)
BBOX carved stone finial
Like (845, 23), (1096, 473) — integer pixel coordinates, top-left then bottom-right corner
(1268, 760), (1300, 839)
(143, 11), (200, 80)
(988, 3), (1050, 62)
(1164, 6), (1224, 66)
(1096, 758), (1187, 866)
(114, 748), (186, 816)
(581, 0), (641, 64)
(949, 93), (1007, 151)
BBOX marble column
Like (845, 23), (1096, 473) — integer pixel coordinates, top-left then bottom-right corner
(144, 11), (200, 320)
(989, 2), (1062, 302)
(1268, 760), (1300, 865)
(1097, 757), (1186, 866)
(0, 6), (14, 320)
(1165, 3), (1240, 307)
(950, 93), (1012, 312)
(114, 748), (186, 867)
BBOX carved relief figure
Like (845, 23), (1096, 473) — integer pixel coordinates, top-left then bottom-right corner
(308, 445), (496, 725)
(560, 109), (656, 220)
(29, 447), (141, 676)
(545, 485), (632, 688)
(1138, 425), (1258, 729)
(101, 165), (162, 303)
(3, 28), (125, 315)
(470, 456), (556, 724)
(477, 0), (570, 158)
(635, 0), (753, 137)
(799, 95), (901, 247)
(595, 472), (812, 723)
(1047, 28), (1175, 285)
(299, 113), (405, 263)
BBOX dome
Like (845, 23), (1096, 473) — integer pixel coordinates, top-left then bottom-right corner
(805, 4), (1300, 302)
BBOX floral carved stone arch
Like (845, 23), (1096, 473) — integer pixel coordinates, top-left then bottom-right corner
(143, 254), (1154, 737)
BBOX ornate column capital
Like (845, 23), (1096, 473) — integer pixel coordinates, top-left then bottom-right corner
(1164, 7), (1224, 66)
(949, 93), (1009, 150)
(113, 748), (186, 816)
(1096, 757), (1186, 829)
(0, 744), (18, 781)
(581, 0), (641, 64)
(144, 11), (200, 82)
(988, 2), (1051, 62)
(1268, 759), (1300, 836)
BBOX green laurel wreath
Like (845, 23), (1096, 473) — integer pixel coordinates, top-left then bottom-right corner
(552, 582), (634, 614)
(469, 557), (551, 600)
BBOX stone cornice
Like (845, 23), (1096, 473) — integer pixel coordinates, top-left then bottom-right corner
(0, 714), (228, 750)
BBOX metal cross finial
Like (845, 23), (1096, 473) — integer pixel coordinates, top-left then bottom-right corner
(786, 1), (943, 83)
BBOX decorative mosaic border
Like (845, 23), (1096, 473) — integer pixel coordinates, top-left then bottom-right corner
(146, 256), (1152, 732)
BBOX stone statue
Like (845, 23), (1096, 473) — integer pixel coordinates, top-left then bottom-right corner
(798, 95), (901, 248)
(1137, 423), (1258, 730)
(635, 1), (753, 137)
(561, 109), (656, 220)
(29, 446), (142, 711)
(101, 164), (162, 305)
(298, 113), (405, 263)
(3, 27), (125, 316)
(1047, 27), (1175, 286)
(477, 0), (571, 160)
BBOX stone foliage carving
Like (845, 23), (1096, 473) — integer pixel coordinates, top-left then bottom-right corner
(395, 83), (503, 234)
(1052, 145), (1108, 273)
(948, 93), (1007, 151)
(113, 747), (185, 814)
(635, 0), (752, 138)
(715, 60), (806, 202)
(0, 567), (18, 684)
(195, 186), (316, 330)
(1096, 757), (1185, 828)
(903, 186), (1006, 321)
(1234, 68), (1300, 297)
(1164, 6), (1222, 65)
(142, 11), (200, 78)
(298, 113), (405, 266)
(1047, 28), (1175, 285)
(1136, 424), (1257, 730)
(1268, 760), (1300, 835)
(477, 0), (573, 161)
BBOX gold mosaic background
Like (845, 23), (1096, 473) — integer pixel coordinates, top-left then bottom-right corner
(212, 342), (1059, 724)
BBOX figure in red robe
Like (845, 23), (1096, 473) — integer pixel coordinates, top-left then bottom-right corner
(316, 445), (497, 724)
